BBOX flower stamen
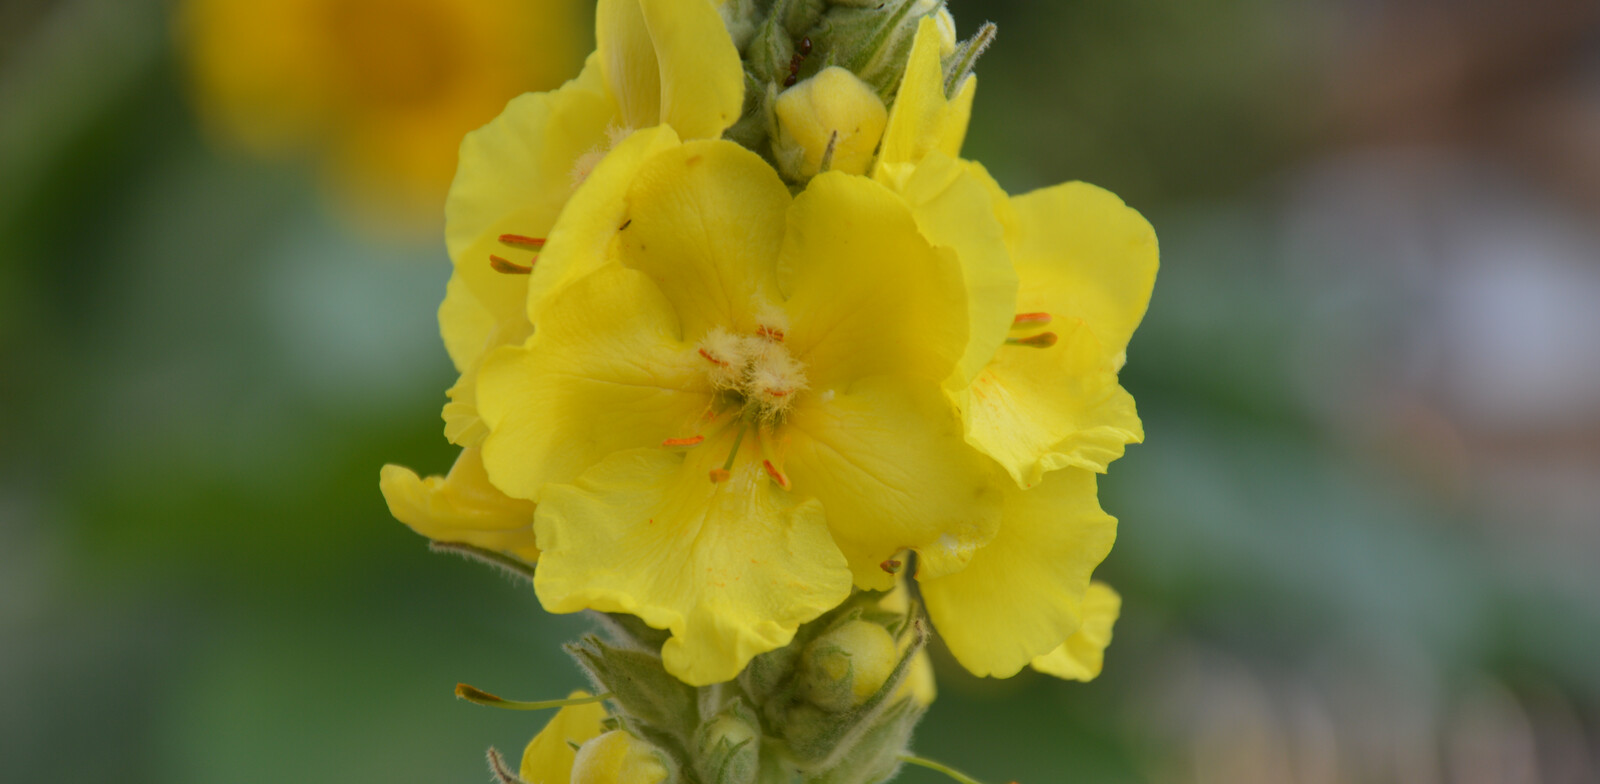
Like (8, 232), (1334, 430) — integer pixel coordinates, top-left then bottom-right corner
(1005, 332), (1058, 348)
(711, 423), (749, 483)
(662, 435), (706, 449)
(762, 459), (791, 490)
(488, 255), (533, 274)
(497, 234), (546, 250)
(1011, 312), (1051, 328)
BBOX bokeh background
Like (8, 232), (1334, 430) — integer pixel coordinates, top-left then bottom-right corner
(3, 0), (1598, 781)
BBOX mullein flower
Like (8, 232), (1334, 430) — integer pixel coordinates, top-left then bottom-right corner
(870, 18), (1155, 680)
(475, 137), (1002, 685)
(517, 692), (609, 783)
(381, 0), (745, 559)
(179, 0), (584, 229)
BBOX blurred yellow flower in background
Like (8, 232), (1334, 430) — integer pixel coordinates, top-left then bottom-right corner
(178, 0), (584, 231)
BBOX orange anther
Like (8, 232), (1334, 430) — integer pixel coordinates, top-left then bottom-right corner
(880, 559), (903, 574)
(758, 325), (785, 341)
(497, 234), (546, 249)
(489, 255), (532, 274)
(1006, 332), (1058, 348)
(698, 348), (729, 366)
(763, 460), (791, 490)
(662, 435), (705, 448)
(1012, 312), (1051, 327)
(709, 468), (732, 483)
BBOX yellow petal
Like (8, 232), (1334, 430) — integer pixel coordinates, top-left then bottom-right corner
(785, 375), (1001, 590)
(891, 152), (1017, 388)
(379, 448), (539, 563)
(939, 73), (976, 158)
(597, 0), (744, 138)
(525, 124), (683, 326)
(616, 140), (790, 339)
(778, 172), (968, 391)
(1030, 581), (1121, 681)
(1010, 181), (1158, 366)
(964, 319), (1144, 488)
(918, 468), (1116, 678)
(519, 692), (608, 784)
(439, 272), (497, 374)
(438, 271), (532, 448)
(478, 265), (713, 502)
(533, 444), (853, 686)
(446, 54), (616, 324)
(875, 17), (970, 181)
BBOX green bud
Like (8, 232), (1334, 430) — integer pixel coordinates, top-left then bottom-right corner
(798, 620), (899, 712)
(693, 702), (762, 784)
(572, 730), (679, 784)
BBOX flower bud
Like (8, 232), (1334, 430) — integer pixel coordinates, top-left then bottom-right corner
(798, 619), (899, 712)
(693, 709), (761, 784)
(773, 67), (888, 181)
(572, 730), (676, 784)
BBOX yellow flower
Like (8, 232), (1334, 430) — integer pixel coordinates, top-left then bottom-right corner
(872, 18), (1155, 680)
(773, 67), (890, 180)
(475, 138), (1002, 685)
(179, 0), (584, 229)
(436, 0), (743, 449)
(518, 692), (608, 784)
(387, 0), (747, 550)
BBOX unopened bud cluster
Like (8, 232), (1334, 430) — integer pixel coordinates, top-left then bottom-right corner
(721, 0), (991, 185)
(554, 591), (929, 784)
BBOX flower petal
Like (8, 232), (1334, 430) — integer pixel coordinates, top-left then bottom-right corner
(875, 17), (971, 181)
(439, 272), (497, 374)
(964, 319), (1143, 487)
(478, 265), (713, 502)
(784, 375), (1001, 590)
(379, 448), (540, 563)
(616, 140), (791, 339)
(525, 124), (683, 326)
(891, 152), (1017, 389)
(534, 445), (852, 686)
(1011, 181), (1158, 366)
(778, 172), (968, 390)
(519, 693), (608, 783)
(597, 0), (744, 138)
(918, 467), (1116, 678)
(1031, 582), (1121, 681)
(446, 55), (616, 323)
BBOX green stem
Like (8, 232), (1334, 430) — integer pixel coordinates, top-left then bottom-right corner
(455, 684), (612, 711)
(899, 755), (991, 784)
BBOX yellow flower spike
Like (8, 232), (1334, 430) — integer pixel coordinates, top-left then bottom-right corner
(477, 138), (1000, 681)
(773, 66), (890, 180)
(518, 692), (608, 783)
(572, 730), (674, 784)
(379, 448), (540, 563)
(1031, 581), (1121, 681)
(962, 181), (1157, 488)
(918, 467), (1116, 679)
